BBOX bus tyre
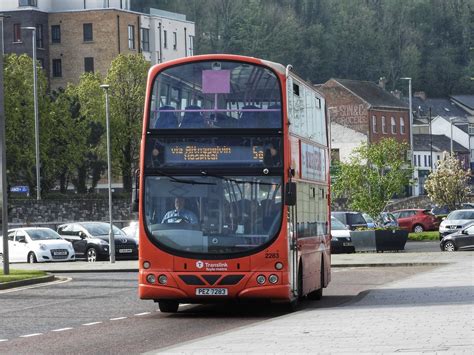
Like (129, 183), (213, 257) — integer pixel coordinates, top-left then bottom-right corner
(159, 300), (179, 313)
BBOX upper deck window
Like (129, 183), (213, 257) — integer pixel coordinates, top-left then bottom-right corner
(149, 60), (282, 130)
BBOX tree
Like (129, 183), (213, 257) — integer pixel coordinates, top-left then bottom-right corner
(105, 54), (150, 192)
(332, 138), (412, 217)
(424, 154), (470, 210)
(4, 54), (50, 194)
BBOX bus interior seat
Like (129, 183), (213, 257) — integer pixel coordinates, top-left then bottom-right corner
(154, 106), (178, 129)
(180, 105), (205, 128)
(239, 105), (261, 128)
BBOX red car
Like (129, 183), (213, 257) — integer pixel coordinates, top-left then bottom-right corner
(391, 209), (439, 233)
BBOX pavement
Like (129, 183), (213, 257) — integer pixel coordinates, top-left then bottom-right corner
(3, 242), (474, 353)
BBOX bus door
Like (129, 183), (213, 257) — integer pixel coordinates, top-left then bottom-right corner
(287, 193), (298, 298)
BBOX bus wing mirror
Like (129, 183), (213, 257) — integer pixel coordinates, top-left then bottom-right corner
(285, 182), (296, 206)
(131, 169), (140, 213)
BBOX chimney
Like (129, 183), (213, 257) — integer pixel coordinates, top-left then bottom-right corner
(414, 91), (426, 101)
(378, 77), (387, 90)
(391, 89), (401, 99)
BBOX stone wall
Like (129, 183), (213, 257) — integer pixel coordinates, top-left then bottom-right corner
(5, 198), (135, 228)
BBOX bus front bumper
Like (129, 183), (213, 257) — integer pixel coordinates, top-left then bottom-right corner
(139, 284), (291, 302)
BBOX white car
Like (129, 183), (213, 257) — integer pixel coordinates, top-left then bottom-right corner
(439, 209), (474, 240)
(121, 221), (138, 245)
(1, 227), (75, 263)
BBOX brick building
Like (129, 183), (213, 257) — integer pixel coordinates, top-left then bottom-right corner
(0, 0), (195, 90)
(319, 78), (410, 163)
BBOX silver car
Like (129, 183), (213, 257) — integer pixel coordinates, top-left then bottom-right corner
(439, 209), (474, 240)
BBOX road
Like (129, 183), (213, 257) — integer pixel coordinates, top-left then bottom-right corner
(0, 265), (435, 354)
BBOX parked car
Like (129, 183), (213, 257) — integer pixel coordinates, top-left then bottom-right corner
(330, 217), (355, 253)
(430, 205), (451, 217)
(377, 212), (399, 228)
(0, 227), (75, 263)
(57, 222), (138, 262)
(121, 221), (138, 245)
(331, 211), (368, 230)
(362, 213), (376, 228)
(391, 209), (439, 233)
(440, 223), (474, 251)
(438, 209), (474, 240)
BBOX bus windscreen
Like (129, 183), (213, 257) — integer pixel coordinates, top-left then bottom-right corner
(149, 60), (282, 130)
(144, 175), (282, 255)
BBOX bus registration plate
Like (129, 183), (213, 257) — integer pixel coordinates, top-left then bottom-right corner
(195, 288), (228, 296)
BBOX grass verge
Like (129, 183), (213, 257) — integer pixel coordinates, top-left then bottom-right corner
(408, 231), (439, 241)
(0, 269), (47, 283)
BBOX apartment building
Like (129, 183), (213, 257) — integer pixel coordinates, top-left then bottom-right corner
(0, 0), (195, 90)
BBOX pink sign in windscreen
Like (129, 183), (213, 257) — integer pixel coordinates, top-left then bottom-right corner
(202, 70), (231, 94)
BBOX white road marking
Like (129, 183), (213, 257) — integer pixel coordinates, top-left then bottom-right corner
(0, 277), (72, 294)
(82, 321), (102, 326)
(52, 327), (73, 332)
(20, 333), (42, 338)
(110, 317), (127, 321)
(134, 312), (151, 316)
(0, 339), (8, 342)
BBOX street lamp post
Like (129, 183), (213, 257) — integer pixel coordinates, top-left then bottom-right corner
(0, 14), (9, 274)
(450, 117), (455, 155)
(100, 84), (115, 263)
(22, 26), (40, 200)
(401, 77), (414, 195)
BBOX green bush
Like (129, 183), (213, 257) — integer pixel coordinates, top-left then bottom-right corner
(408, 231), (439, 241)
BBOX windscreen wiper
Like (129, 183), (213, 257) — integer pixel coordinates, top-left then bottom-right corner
(154, 169), (216, 185)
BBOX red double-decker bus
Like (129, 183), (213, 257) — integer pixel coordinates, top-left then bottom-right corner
(137, 54), (330, 312)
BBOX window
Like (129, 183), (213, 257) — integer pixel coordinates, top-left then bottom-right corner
(400, 117), (405, 134)
(128, 25), (135, 49)
(141, 28), (149, 51)
(52, 59), (62, 77)
(418, 155), (421, 166)
(13, 23), (21, 42)
(424, 155), (427, 167)
(36, 24), (43, 48)
(372, 115), (377, 133)
(391, 116), (396, 134)
(413, 154), (417, 166)
(51, 25), (61, 43)
(382, 116), (387, 134)
(173, 31), (177, 50)
(188, 35), (194, 56)
(428, 155), (431, 168)
(84, 57), (94, 73)
(469, 125), (474, 135)
(163, 30), (167, 48)
(83, 23), (93, 42)
(19, 0), (37, 6)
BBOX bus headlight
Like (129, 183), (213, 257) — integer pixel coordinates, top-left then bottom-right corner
(275, 262), (283, 270)
(146, 274), (156, 284)
(143, 261), (151, 269)
(256, 275), (266, 285)
(158, 275), (168, 285)
(268, 274), (278, 284)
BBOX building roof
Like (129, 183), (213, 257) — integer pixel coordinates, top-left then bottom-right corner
(333, 79), (408, 109)
(414, 134), (468, 153)
(450, 95), (474, 110)
(408, 97), (469, 133)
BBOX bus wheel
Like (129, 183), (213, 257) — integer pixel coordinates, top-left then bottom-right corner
(158, 300), (179, 313)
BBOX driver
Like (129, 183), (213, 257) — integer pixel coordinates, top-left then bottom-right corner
(161, 197), (198, 224)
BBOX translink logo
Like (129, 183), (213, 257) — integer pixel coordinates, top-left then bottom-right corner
(196, 260), (204, 269)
